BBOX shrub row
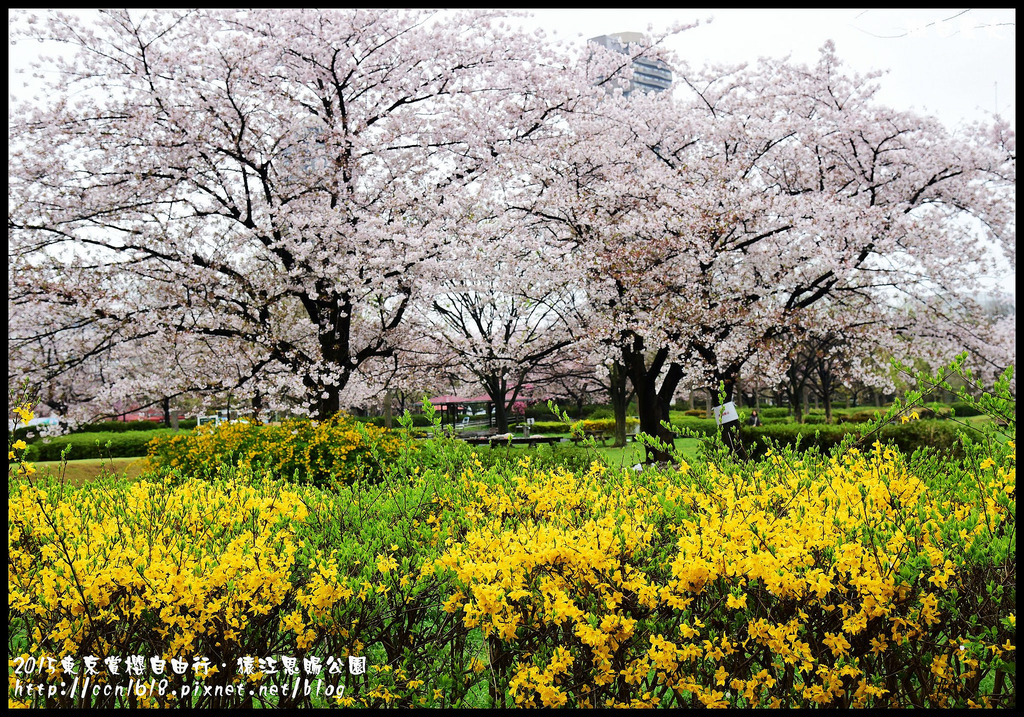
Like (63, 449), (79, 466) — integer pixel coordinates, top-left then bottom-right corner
(670, 416), (722, 438)
(146, 415), (401, 486)
(11, 419), (200, 444)
(23, 428), (184, 462)
(579, 417), (640, 434)
(71, 419), (169, 433)
(739, 419), (972, 459)
(355, 413), (433, 428)
(530, 421), (570, 434)
(8, 426), (1015, 708)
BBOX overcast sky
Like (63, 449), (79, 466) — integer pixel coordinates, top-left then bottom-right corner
(9, 8), (1016, 293)
(523, 8), (1016, 295)
(9, 8), (1015, 128)
(519, 7), (1015, 130)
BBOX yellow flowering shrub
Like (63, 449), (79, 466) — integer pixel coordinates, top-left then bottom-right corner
(147, 414), (402, 486)
(7, 452), (478, 709)
(7, 377), (1016, 709)
(435, 439), (1015, 708)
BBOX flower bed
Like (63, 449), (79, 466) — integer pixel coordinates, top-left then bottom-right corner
(9, 425), (1015, 708)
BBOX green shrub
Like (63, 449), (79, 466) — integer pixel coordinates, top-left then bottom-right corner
(740, 419), (969, 459)
(837, 410), (880, 424)
(877, 419), (969, 457)
(71, 420), (164, 433)
(669, 416), (719, 437)
(466, 441), (599, 475)
(8, 425), (44, 444)
(740, 422), (850, 458)
(758, 407), (790, 419)
(683, 408), (707, 417)
(525, 402), (563, 421)
(950, 401), (984, 417)
(25, 429), (183, 461)
(356, 413), (433, 427)
(530, 421), (570, 434)
(582, 404), (615, 420)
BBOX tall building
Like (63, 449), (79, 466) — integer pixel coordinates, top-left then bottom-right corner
(589, 32), (672, 96)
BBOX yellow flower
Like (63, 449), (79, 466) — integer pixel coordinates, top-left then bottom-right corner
(979, 458), (996, 470)
(13, 439), (27, 451)
(824, 632), (851, 657)
(726, 594), (747, 610)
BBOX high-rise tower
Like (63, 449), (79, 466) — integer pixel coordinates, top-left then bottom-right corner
(588, 32), (672, 96)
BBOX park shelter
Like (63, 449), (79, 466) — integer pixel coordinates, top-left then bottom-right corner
(428, 386), (546, 429)
(428, 393), (499, 428)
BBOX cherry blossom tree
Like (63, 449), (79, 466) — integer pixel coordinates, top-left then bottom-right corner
(8, 8), (588, 419)
(519, 40), (1014, 460)
(409, 212), (586, 433)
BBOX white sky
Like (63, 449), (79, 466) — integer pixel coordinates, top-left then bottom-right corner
(520, 7), (1016, 129)
(9, 8), (1016, 293)
(523, 8), (1016, 297)
(9, 8), (1015, 128)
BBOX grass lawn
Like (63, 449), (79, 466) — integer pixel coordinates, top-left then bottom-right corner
(465, 433), (703, 469)
(8, 456), (150, 486)
(592, 437), (702, 469)
(10, 436), (703, 489)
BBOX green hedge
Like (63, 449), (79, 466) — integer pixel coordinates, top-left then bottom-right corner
(530, 421), (570, 434)
(836, 410), (881, 424)
(581, 405), (615, 420)
(356, 414), (433, 427)
(669, 416), (720, 437)
(525, 402), (565, 420)
(740, 419), (969, 459)
(24, 429), (185, 462)
(70, 420), (164, 433)
(950, 401), (984, 417)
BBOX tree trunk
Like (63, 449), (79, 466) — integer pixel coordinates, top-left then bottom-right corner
(608, 361), (631, 448)
(786, 364), (805, 425)
(819, 363), (834, 424)
(486, 379), (510, 433)
(312, 382), (343, 421)
(163, 396), (171, 428)
(710, 369), (743, 456)
(623, 340), (681, 464)
(383, 389), (394, 429)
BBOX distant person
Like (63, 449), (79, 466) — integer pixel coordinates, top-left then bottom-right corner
(749, 409), (762, 427)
